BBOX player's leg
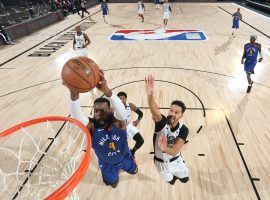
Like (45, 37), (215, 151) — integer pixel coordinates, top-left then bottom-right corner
(171, 156), (189, 183)
(121, 153), (138, 175)
(244, 63), (255, 93)
(155, 161), (175, 183)
(99, 160), (120, 188)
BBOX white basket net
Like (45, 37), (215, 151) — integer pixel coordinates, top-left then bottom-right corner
(0, 117), (90, 200)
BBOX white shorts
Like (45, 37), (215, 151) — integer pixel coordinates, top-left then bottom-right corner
(154, 156), (189, 182)
(76, 48), (88, 57)
(126, 123), (139, 139)
(163, 12), (169, 19)
(138, 10), (144, 15)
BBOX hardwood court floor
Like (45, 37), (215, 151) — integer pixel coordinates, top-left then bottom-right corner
(0, 2), (270, 200)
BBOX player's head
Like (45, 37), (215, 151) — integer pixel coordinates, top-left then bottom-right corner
(75, 26), (81, 34)
(250, 35), (257, 43)
(93, 97), (111, 123)
(167, 100), (186, 125)
(237, 8), (240, 12)
(117, 91), (127, 105)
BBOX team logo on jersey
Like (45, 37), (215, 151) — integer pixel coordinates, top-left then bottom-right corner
(109, 30), (207, 41)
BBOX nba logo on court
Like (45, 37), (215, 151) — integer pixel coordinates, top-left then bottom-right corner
(110, 30), (207, 41)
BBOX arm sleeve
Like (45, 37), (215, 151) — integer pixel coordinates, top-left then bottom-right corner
(177, 125), (189, 141)
(135, 108), (143, 120)
(108, 93), (127, 121)
(70, 99), (89, 126)
(154, 115), (167, 132)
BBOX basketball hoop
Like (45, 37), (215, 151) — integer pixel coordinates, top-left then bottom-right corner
(0, 116), (92, 200)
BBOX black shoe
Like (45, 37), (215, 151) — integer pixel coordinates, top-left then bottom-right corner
(179, 177), (189, 183)
(246, 81), (253, 93)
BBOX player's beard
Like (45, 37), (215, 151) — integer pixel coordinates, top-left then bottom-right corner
(167, 115), (175, 125)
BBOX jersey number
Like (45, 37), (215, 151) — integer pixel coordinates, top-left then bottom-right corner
(109, 142), (116, 151)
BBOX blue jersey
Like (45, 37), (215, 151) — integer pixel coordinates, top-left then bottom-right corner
(91, 121), (129, 165)
(243, 43), (261, 64)
(232, 12), (241, 22)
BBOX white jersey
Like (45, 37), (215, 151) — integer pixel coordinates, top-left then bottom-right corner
(138, 2), (144, 11)
(154, 122), (183, 161)
(75, 33), (85, 49)
(125, 102), (132, 124)
(163, 3), (170, 13)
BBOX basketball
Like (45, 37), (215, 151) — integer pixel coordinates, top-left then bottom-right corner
(61, 56), (100, 93)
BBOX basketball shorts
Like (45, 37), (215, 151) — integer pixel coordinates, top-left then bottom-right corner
(127, 123), (139, 139)
(154, 155), (189, 182)
(76, 47), (88, 57)
(244, 61), (257, 74)
(99, 152), (138, 185)
(138, 9), (144, 15)
(232, 20), (239, 29)
(102, 8), (108, 15)
(163, 12), (169, 19)
(155, 0), (160, 4)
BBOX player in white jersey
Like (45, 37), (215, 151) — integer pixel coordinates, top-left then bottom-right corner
(145, 75), (189, 184)
(73, 26), (90, 57)
(163, 0), (172, 26)
(138, 1), (145, 22)
(117, 92), (144, 157)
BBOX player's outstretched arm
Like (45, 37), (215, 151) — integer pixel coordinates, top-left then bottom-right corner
(145, 75), (162, 122)
(63, 83), (89, 126)
(96, 70), (127, 122)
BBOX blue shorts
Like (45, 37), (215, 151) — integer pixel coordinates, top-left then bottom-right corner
(102, 9), (108, 15)
(232, 20), (239, 29)
(99, 153), (138, 185)
(244, 61), (257, 74)
(155, 0), (160, 4)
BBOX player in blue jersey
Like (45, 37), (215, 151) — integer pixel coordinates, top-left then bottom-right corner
(241, 35), (263, 93)
(101, 0), (109, 23)
(65, 70), (138, 188)
(232, 8), (242, 37)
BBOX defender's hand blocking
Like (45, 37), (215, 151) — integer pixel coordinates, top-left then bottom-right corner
(145, 75), (155, 96)
(158, 135), (167, 151)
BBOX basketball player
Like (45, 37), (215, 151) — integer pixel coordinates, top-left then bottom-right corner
(138, 0), (145, 23)
(101, 0), (109, 23)
(117, 92), (144, 157)
(232, 8), (242, 37)
(73, 26), (90, 57)
(81, 0), (92, 20)
(163, 0), (172, 27)
(65, 70), (138, 188)
(145, 75), (189, 185)
(241, 35), (263, 93)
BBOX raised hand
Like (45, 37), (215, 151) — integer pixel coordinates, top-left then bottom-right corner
(62, 82), (79, 101)
(145, 74), (155, 96)
(96, 69), (112, 97)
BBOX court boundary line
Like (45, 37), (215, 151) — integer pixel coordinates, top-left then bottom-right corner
(1, 66), (270, 98)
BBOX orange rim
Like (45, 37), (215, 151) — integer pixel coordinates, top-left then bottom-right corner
(0, 116), (92, 200)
